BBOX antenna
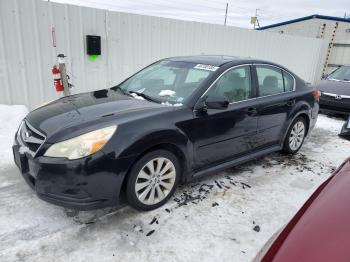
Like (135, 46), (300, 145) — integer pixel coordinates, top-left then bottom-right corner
(224, 3), (228, 26)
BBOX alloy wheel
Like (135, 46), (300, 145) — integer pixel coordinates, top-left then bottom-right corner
(135, 157), (176, 205)
(289, 121), (305, 151)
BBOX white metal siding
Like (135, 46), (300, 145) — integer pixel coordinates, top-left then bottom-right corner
(265, 18), (350, 74)
(265, 18), (350, 41)
(330, 40), (350, 67)
(0, 0), (326, 109)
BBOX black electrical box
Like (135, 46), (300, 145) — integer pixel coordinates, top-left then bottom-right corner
(86, 35), (101, 55)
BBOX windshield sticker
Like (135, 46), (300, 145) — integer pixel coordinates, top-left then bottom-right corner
(194, 64), (219, 71)
(159, 90), (176, 96)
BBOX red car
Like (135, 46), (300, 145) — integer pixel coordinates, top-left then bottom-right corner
(256, 158), (350, 262)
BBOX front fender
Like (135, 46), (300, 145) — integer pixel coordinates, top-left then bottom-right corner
(106, 127), (193, 178)
(120, 129), (191, 158)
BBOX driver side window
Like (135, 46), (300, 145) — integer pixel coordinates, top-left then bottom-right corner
(207, 66), (252, 103)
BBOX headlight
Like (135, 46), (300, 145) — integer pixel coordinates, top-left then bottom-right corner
(44, 125), (117, 160)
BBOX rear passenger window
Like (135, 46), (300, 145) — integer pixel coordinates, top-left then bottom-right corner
(207, 66), (251, 103)
(256, 66), (284, 96)
(283, 71), (294, 92)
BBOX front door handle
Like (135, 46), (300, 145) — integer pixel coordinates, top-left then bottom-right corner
(247, 107), (257, 116)
(287, 99), (296, 106)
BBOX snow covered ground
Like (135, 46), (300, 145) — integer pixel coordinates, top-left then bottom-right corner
(0, 104), (349, 262)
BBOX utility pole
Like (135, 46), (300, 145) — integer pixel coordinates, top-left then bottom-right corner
(224, 3), (228, 26)
(57, 54), (71, 97)
(253, 9), (261, 29)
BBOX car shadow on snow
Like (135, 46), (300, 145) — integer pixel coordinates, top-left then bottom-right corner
(68, 138), (335, 233)
(61, 122), (343, 240)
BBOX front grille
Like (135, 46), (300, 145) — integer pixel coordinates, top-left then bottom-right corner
(321, 93), (350, 103)
(18, 121), (46, 155)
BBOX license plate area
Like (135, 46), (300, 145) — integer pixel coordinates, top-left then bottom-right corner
(13, 149), (29, 173)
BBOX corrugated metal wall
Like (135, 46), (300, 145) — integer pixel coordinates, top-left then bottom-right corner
(0, 0), (327, 109)
(330, 40), (350, 69)
(264, 18), (350, 74)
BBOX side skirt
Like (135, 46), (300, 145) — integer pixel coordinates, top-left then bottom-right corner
(191, 145), (281, 180)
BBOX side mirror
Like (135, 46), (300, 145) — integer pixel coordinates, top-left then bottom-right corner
(321, 74), (329, 80)
(205, 95), (229, 110)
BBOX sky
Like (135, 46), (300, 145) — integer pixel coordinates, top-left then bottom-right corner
(51, 0), (350, 28)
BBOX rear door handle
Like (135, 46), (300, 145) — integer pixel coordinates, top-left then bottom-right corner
(247, 107), (257, 116)
(287, 99), (296, 106)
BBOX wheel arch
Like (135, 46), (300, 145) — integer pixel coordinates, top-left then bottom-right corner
(118, 132), (192, 201)
(131, 142), (188, 181)
(281, 109), (311, 146)
(297, 113), (310, 136)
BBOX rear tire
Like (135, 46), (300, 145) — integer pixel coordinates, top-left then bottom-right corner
(282, 117), (307, 154)
(126, 150), (180, 211)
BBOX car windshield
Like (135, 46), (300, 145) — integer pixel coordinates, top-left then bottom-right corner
(328, 66), (350, 82)
(117, 61), (216, 104)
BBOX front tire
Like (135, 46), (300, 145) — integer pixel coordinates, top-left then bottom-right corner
(126, 150), (180, 211)
(282, 117), (307, 154)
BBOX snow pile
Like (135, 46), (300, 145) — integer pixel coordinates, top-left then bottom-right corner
(0, 105), (349, 262)
(315, 114), (346, 133)
(0, 104), (28, 166)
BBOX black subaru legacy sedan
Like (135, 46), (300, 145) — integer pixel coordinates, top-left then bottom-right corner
(13, 56), (319, 211)
(319, 65), (350, 115)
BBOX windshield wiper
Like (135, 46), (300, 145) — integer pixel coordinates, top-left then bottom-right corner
(111, 85), (131, 96)
(128, 91), (161, 103)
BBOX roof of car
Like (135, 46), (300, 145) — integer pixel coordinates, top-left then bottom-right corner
(165, 55), (256, 66)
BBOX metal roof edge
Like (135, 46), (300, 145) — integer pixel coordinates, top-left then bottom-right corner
(258, 14), (350, 30)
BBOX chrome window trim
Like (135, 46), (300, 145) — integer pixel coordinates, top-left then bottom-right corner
(199, 63), (297, 106)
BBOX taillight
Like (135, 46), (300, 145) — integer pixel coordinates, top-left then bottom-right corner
(313, 88), (321, 102)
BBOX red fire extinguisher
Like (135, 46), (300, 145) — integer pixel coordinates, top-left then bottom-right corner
(52, 65), (64, 92)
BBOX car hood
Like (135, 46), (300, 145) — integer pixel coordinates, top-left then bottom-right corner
(318, 79), (350, 95)
(26, 89), (170, 140)
(263, 158), (350, 262)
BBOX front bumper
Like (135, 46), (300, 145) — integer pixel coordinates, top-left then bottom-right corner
(339, 116), (350, 139)
(13, 140), (135, 210)
(319, 96), (350, 115)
